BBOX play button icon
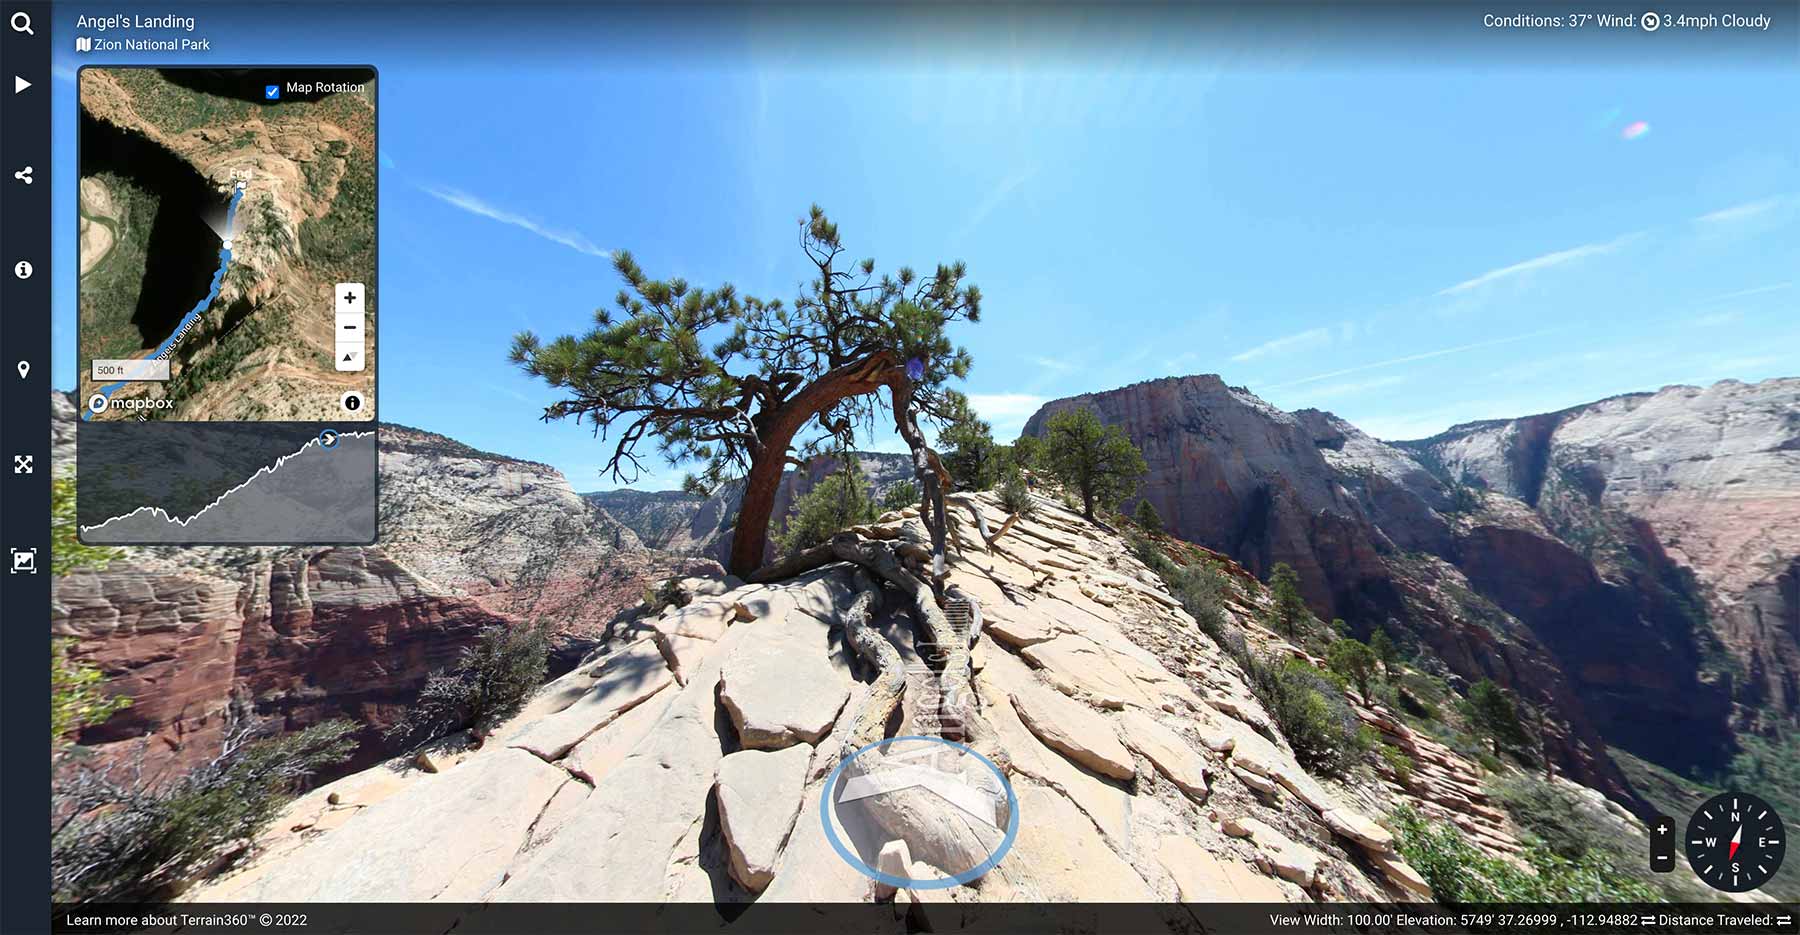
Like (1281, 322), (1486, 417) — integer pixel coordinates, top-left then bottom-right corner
(14, 75), (32, 94)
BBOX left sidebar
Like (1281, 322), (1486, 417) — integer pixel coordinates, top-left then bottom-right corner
(1, 2), (52, 932)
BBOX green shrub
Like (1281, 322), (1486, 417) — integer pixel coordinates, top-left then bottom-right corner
(1327, 637), (1380, 702)
(644, 577), (691, 614)
(1132, 498), (1164, 533)
(777, 460), (878, 555)
(1446, 477), (1484, 514)
(52, 639), (132, 750)
(1168, 562), (1229, 640)
(52, 719), (358, 903)
(386, 622), (553, 746)
(1370, 627), (1401, 676)
(1393, 804), (1655, 903)
(997, 469), (1034, 516)
(52, 475), (124, 576)
(1379, 743), (1414, 784)
(1128, 532), (1370, 776)
(1248, 657), (1373, 776)
(881, 479), (920, 512)
(1492, 774), (1605, 862)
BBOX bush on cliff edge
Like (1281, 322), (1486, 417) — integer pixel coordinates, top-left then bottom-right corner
(386, 621), (553, 748)
(52, 719), (358, 903)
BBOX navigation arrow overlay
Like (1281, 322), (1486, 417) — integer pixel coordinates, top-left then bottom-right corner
(836, 762), (1001, 829)
(14, 76), (32, 94)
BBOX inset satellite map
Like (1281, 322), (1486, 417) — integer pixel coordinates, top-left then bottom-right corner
(77, 66), (376, 422)
(75, 67), (378, 544)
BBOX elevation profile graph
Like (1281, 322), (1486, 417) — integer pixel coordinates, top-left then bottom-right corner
(77, 421), (377, 545)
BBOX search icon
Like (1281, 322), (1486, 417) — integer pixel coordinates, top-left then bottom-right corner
(9, 11), (32, 35)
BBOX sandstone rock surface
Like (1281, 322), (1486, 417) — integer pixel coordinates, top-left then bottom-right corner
(1010, 678), (1135, 781)
(716, 745), (813, 892)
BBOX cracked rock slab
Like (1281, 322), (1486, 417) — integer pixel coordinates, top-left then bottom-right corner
(716, 744), (812, 893)
(1156, 835), (1291, 901)
(1119, 709), (1211, 800)
(1010, 678), (1135, 781)
(506, 638), (673, 761)
(1229, 816), (1322, 888)
(719, 636), (850, 750)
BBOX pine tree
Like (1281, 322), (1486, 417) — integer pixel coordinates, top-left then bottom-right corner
(1268, 562), (1309, 638)
(938, 397), (1003, 491)
(511, 205), (980, 576)
(1132, 498), (1164, 533)
(1369, 628), (1400, 678)
(881, 479), (920, 512)
(1037, 406), (1148, 521)
(1465, 679), (1528, 756)
(1327, 637), (1379, 703)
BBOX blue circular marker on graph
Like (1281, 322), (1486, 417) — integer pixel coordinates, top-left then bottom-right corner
(819, 735), (1019, 890)
(317, 429), (339, 450)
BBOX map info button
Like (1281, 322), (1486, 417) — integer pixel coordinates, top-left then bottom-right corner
(92, 359), (170, 382)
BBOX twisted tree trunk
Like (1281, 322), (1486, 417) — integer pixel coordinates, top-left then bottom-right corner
(725, 354), (895, 577)
(749, 534), (983, 749)
(837, 572), (904, 755)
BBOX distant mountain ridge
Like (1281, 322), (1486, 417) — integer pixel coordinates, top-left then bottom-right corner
(1023, 374), (1800, 810)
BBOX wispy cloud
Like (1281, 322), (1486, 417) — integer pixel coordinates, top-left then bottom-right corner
(1305, 375), (1405, 401)
(969, 392), (1049, 439)
(1267, 329), (1561, 391)
(1032, 356), (1076, 373)
(420, 184), (608, 257)
(484, 382), (534, 404)
(954, 166), (1037, 242)
(1699, 281), (1792, 304)
(1691, 310), (1741, 328)
(1435, 234), (1636, 296)
(1694, 197), (1783, 225)
(1163, 351), (1201, 372)
(1229, 327), (1332, 363)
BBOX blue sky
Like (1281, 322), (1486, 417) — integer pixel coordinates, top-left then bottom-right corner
(48, 5), (1799, 491)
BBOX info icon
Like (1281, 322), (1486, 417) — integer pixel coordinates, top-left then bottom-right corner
(339, 390), (366, 414)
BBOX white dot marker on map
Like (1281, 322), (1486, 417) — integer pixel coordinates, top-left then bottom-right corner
(222, 239), (233, 250)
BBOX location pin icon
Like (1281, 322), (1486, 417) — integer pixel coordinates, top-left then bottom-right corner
(15, 360), (27, 379)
